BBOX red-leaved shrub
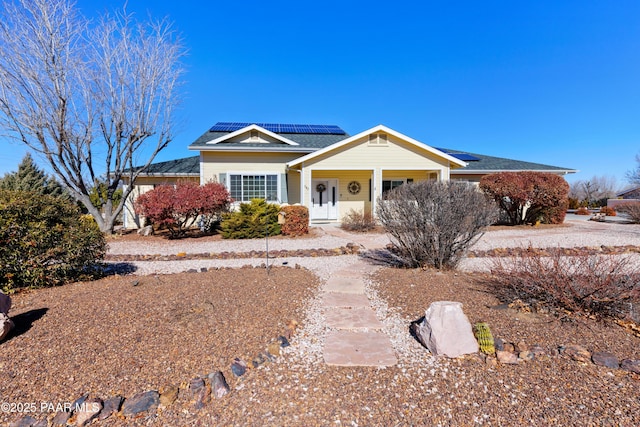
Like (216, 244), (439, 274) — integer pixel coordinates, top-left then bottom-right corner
(599, 206), (616, 216)
(135, 181), (232, 237)
(280, 205), (309, 236)
(575, 207), (591, 215)
(480, 172), (569, 225)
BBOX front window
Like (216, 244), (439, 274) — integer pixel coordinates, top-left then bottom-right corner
(229, 174), (278, 202)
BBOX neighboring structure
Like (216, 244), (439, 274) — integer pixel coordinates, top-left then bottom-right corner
(122, 122), (577, 228)
(607, 186), (640, 210)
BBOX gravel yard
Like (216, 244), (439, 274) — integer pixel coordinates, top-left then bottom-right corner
(2, 218), (640, 426)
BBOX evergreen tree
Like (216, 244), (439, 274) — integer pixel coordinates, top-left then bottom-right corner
(0, 153), (68, 198)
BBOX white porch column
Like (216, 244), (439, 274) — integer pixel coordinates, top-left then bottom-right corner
(372, 168), (381, 217)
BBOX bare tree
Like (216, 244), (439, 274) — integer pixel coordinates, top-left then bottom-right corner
(569, 175), (619, 207)
(0, 0), (184, 233)
(627, 153), (640, 185)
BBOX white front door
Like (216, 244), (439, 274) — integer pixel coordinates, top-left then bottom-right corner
(311, 179), (338, 220)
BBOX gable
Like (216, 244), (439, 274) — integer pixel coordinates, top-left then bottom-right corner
(287, 125), (466, 169)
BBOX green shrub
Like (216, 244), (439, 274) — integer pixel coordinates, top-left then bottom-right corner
(220, 199), (281, 239)
(340, 208), (376, 232)
(0, 190), (106, 292)
(280, 205), (309, 236)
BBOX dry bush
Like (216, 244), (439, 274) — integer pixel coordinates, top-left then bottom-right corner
(616, 202), (640, 223)
(376, 180), (498, 269)
(341, 209), (376, 232)
(599, 206), (616, 216)
(575, 207), (591, 215)
(488, 250), (640, 320)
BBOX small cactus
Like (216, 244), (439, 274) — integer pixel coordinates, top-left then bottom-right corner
(473, 322), (496, 355)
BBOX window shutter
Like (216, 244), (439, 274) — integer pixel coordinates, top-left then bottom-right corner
(280, 173), (288, 203)
(219, 173), (227, 187)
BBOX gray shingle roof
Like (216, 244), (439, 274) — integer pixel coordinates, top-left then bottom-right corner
(188, 130), (349, 151)
(442, 148), (576, 173)
(137, 156), (199, 175)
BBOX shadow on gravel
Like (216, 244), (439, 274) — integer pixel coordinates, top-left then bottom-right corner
(360, 248), (405, 267)
(102, 262), (138, 276)
(6, 308), (48, 342)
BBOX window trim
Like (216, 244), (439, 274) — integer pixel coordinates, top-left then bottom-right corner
(227, 172), (280, 203)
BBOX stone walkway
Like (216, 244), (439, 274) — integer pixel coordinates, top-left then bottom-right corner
(318, 225), (398, 367)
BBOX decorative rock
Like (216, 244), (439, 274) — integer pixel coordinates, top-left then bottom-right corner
(414, 301), (479, 358)
(496, 350), (519, 364)
(231, 358), (248, 377)
(51, 411), (71, 426)
(210, 371), (230, 399)
(562, 344), (592, 363)
(620, 359), (640, 374)
(0, 312), (15, 342)
(32, 419), (48, 427)
(529, 344), (547, 357)
(592, 352), (619, 369)
(121, 390), (160, 417)
(267, 342), (281, 357)
(9, 416), (38, 427)
(502, 342), (515, 353)
(494, 337), (505, 351)
(137, 225), (153, 236)
(515, 340), (529, 352)
(252, 353), (268, 368)
(0, 290), (10, 315)
(277, 335), (291, 347)
(74, 397), (102, 426)
(159, 385), (179, 408)
(189, 377), (211, 409)
(518, 350), (534, 362)
(98, 396), (123, 420)
(485, 356), (498, 368)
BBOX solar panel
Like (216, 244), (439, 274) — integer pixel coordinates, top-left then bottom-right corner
(434, 147), (480, 161)
(451, 153), (481, 161)
(209, 122), (346, 135)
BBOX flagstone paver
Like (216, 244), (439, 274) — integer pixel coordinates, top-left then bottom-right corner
(324, 330), (397, 366)
(324, 307), (385, 330)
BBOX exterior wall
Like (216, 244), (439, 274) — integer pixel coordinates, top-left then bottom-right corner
(200, 151), (301, 182)
(451, 173), (484, 183)
(303, 134), (451, 171)
(286, 170), (301, 204)
(300, 136), (453, 221)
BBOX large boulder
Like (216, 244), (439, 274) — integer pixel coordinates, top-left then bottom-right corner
(0, 313), (13, 341)
(0, 291), (10, 315)
(0, 292), (13, 342)
(415, 301), (479, 358)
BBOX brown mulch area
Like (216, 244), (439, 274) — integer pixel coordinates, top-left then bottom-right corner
(2, 267), (640, 426)
(1, 267), (319, 426)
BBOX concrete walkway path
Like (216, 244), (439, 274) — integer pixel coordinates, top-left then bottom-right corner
(317, 225), (398, 367)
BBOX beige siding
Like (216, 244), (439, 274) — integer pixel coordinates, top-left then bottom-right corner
(287, 170), (301, 204)
(302, 134), (450, 172)
(201, 151), (300, 181)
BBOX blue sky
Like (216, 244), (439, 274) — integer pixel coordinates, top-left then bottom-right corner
(1, 0), (639, 186)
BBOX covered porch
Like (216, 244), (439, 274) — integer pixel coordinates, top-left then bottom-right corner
(300, 168), (443, 222)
